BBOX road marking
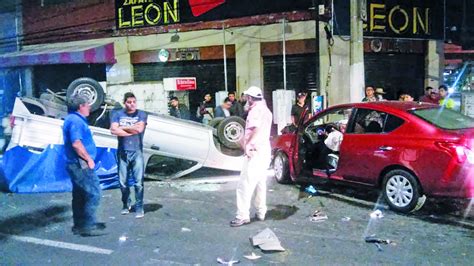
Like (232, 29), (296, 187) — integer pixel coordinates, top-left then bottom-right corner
(0, 233), (113, 255)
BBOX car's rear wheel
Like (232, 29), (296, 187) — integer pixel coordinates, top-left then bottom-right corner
(216, 116), (245, 149)
(273, 152), (291, 184)
(66, 77), (105, 112)
(382, 169), (421, 213)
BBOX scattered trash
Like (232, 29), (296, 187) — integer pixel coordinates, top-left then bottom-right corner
(341, 217), (351, 222)
(374, 243), (383, 252)
(181, 227), (192, 232)
(216, 257), (240, 265)
(305, 185), (317, 197)
(119, 235), (128, 242)
(364, 235), (391, 244)
(250, 227), (285, 252)
(414, 195), (427, 212)
(268, 189), (274, 192)
(109, 216), (116, 220)
(369, 209), (384, 219)
(310, 210), (328, 222)
(243, 252), (261, 260)
(153, 247), (160, 254)
(191, 217), (199, 222)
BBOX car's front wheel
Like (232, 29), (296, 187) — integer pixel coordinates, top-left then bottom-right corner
(382, 169), (421, 213)
(273, 152), (291, 184)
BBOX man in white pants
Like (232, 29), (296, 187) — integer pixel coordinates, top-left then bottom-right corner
(230, 86), (273, 227)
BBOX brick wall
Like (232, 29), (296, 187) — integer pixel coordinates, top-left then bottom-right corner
(22, 0), (115, 45)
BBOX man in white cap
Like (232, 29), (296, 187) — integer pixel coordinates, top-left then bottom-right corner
(230, 86), (273, 227)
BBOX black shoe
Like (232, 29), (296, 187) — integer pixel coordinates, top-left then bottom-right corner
(72, 223), (107, 235)
(230, 218), (250, 227)
(79, 227), (108, 237)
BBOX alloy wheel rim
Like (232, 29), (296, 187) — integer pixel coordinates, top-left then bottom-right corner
(274, 155), (283, 180)
(386, 175), (414, 208)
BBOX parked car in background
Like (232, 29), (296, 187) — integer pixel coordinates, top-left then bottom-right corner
(271, 101), (474, 213)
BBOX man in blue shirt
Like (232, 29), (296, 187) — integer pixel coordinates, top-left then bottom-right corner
(63, 95), (106, 236)
(110, 92), (148, 218)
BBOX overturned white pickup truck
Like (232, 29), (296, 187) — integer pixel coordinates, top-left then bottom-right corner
(7, 97), (244, 180)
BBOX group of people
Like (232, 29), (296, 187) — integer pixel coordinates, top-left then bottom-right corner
(63, 87), (273, 236)
(362, 85), (456, 109)
(168, 92), (246, 123)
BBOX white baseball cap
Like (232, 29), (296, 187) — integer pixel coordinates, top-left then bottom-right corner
(243, 86), (263, 99)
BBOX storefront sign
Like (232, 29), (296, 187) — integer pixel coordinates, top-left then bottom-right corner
(164, 77), (197, 90)
(334, 0), (444, 40)
(176, 78), (197, 90)
(115, 0), (314, 30)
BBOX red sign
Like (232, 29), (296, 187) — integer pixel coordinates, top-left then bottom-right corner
(176, 78), (197, 90)
(189, 0), (226, 17)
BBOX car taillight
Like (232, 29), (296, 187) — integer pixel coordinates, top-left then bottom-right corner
(435, 141), (474, 164)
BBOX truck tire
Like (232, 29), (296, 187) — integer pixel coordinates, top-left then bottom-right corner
(66, 77), (105, 112)
(209, 117), (224, 128)
(217, 116), (245, 149)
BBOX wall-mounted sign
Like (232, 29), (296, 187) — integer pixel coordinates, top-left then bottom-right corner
(334, 0), (445, 40)
(115, 0), (314, 30)
(164, 77), (197, 91)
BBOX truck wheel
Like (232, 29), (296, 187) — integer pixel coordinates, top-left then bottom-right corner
(382, 169), (421, 213)
(66, 77), (105, 112)
(209, 117), (224, 128)
(217, 116), (245, 149)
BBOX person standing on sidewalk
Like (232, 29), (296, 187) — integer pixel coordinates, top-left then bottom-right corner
(230, 86), (273, 227)
(63, 95), (106, 236)
(110, 92), (148, 218)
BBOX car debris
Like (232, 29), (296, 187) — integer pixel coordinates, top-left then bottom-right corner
(250, 228), (285, 252)
(369, 209), (384, 219)
(364, 235), (391, 244)
(341, 216), (351, 222)
(216, 257), (240, 265)
(181, 227), (192, 232)
(305, 185), (317, 197)
(243, 252), (261, 260)
(310, 210), (328, 222)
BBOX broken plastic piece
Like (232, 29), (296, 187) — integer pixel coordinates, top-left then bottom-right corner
(364, 235), (391, 244)
(305, 185), (317, 195)
(369, 209), (384, 219)
(341, 217), (351, 222)
(181, 227), (192, 232)
(243, 252), (261, 260)
(216, 257), (240, 265)
(251, 228), (285, 251)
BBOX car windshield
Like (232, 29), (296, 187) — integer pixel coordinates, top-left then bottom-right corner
(411, 107), (474, 129)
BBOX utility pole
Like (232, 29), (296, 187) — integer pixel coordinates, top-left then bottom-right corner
(313, 0), (320, 95)
(350, 0), (365, 102)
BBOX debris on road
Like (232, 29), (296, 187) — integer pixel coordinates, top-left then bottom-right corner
(369, 209), (384, 219)
(364, 235), (391, 244)
(243, 252), (261, 260)
(310, 210), (328, 222)
(341, 217), (351, 222)
(216, 257), (240, 265)
(119, 235), (128, 242)
(250, 228), (285, 252)
(305, 185), (317, 197)
(181, 227), (192, 232)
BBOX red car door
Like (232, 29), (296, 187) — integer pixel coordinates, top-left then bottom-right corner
(336, 108), (406, 185)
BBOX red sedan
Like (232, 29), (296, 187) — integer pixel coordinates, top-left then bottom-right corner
(271, 101), (474, 213)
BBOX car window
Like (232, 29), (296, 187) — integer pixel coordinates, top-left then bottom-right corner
(306, 107), (353, 136)
(411, 107), (474, 130)
(383, 114), (405, 132)
(349, 109), (387, 134)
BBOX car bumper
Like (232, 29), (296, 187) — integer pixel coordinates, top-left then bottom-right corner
(430, 164), (474, 198)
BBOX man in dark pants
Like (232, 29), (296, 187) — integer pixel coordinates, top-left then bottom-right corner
(63, 95), (106, 237)
(110, 92), (148, 218)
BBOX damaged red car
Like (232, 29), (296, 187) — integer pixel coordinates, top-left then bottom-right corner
(271, 101), (474, 213)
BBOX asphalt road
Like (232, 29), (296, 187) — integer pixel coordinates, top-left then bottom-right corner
(0, 168), (473, 265)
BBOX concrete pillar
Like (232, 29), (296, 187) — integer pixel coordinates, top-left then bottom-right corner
(235, 37), (263, 95)
(349, 0), (365, 103)
(22, 67), (34, 97)
(107, 37), (133, 84)
(425, 40), (444, 89)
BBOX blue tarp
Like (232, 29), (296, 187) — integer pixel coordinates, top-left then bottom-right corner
(0, 145), (119, 193)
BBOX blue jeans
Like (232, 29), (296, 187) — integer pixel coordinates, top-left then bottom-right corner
(66, 163), (101, 229)
(117, 150), (144, 211)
